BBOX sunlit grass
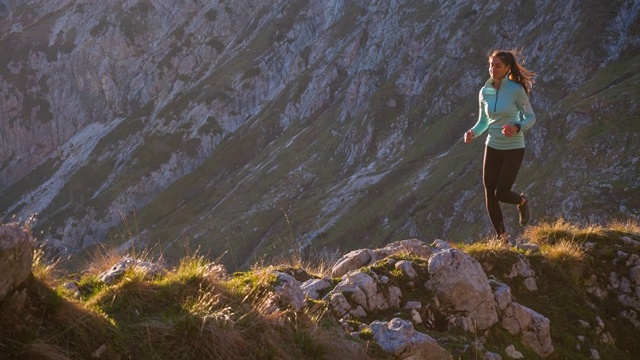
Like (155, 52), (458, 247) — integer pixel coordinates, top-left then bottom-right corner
(542, 240), (587, 284)
(459, 237), (520, 275)
(607, 217), (640, 235)
(270, 247), (341, 279)
(523, 218), (607, 245)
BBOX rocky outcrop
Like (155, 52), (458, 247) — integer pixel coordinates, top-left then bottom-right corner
(323, 239), (554, 357)
(331, 239), (432, 277)
(327, 270), (402, 318)
(0, 222), (35, 310)
(491, 281), (554, 357)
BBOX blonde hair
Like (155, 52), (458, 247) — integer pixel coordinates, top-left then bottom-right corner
(489, 50), (536, 95)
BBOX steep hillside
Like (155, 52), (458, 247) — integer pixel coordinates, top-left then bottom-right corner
(1, 0), (639, 269)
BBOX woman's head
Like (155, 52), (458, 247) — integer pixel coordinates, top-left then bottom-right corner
(488, 54), (510, 82)
(488, 50), (535, 95)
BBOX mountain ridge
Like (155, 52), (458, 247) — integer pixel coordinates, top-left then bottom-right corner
(2, 219), (640, 359)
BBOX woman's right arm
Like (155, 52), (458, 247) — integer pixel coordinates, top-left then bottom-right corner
(466, 89), (489, 142)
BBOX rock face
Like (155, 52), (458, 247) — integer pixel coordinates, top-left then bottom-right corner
(605, 250), (640, 329)
(491, 281), (554, 357)
(0, 223), (34, 305)
(1, 1), (639, 269)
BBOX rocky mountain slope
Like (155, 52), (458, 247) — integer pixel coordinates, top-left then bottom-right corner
(1, 0), (639, 268)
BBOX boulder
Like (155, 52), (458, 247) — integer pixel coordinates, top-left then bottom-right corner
(395, 260), (418, 279)
(505, 345), (524, 359)
(331, 271), (377, 311)
(0, 223), (35, 303)
(369, 318), (452, 360)
(300, 278), (331, 300)
(431, 239), (452, 250)
(331, 249), (375, 278)
(272, 271), (306, 310)
(515, 243), (540, 253)
(404, 301), (422, 309)
(504, 303), (553, 357)
(425, 248), (498, 331)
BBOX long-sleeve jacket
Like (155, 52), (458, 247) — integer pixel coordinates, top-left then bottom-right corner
(469, 77), (536, 150)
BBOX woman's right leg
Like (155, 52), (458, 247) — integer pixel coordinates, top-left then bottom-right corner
(483, 146), (505, 236)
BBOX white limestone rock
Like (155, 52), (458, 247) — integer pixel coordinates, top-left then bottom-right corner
(369, 318), (452, 360)
(425, 248), (498, 331)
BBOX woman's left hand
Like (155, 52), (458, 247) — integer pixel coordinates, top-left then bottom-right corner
(501, 124), (518, 136)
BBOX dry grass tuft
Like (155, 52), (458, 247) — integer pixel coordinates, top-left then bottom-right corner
(269, 247), (342, 278)
(607, 217), (640, 235)
(460, 236), (513, 255)
(31, 248), (63, 290)
(523, 218), (606, 245)
(461, 236), (520, 275)
(544, 240), (586, 262)
(170, 254), (228, 282)
(542, 240), (588, 284)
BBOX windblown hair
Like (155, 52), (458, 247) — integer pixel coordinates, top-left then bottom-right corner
(489, 50), (536, 96)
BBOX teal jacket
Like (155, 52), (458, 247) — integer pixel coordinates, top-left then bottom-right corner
(469, 78), (536, 150)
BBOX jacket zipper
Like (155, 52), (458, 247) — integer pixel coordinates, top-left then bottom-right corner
(493, 89), (499, 112)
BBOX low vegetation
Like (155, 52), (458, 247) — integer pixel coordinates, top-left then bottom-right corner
(1, 218), (639, 359)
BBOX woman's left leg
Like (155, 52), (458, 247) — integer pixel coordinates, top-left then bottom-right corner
(495, 148), (525, 205)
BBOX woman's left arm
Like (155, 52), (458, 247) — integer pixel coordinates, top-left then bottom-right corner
(515, 87), (536, 132)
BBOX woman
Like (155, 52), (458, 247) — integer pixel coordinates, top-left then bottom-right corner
(464, 50), (536, 243)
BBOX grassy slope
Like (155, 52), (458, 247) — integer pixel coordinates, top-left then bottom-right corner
(2, 219), (640, 359)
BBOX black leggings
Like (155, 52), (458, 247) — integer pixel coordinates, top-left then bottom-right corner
(483, 146), (524, 236)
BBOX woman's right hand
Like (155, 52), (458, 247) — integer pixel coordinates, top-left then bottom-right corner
(464, 130), (474, 143)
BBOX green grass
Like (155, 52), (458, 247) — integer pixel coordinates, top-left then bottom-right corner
(1, 246), (387, 360)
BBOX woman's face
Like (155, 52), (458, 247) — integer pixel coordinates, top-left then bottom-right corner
(489, 56), (510, 80)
